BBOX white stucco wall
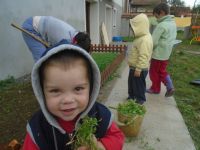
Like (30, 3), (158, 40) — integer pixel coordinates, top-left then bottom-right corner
(0, 0), (85, 80)
(90, 2), (100, 44)
(113, 0), (122, 6)
(99, 0), (122, 43)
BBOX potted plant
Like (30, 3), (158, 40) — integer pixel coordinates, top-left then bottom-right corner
(111, 99), (146, 137)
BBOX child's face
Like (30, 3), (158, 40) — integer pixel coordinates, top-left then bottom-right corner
(154, 11), (165, 20)
(42, 59), (90, 121)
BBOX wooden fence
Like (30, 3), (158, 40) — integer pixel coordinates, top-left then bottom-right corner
(90, 44), (127, 86)
(90, 44), (127, 53)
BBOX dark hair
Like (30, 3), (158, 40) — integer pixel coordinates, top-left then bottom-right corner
(74, 32), (91, 53)
(153, 3), (170, 15)
(39, 50), (92, 90)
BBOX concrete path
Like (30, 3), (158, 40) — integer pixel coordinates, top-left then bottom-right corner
(103, 63), (196, 150)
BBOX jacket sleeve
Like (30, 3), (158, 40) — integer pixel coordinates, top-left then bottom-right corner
(135, 39), (151, 71)
(22, 132), (39, 150)
(152, 25), (165, 48)
(99, 121), (125, 150)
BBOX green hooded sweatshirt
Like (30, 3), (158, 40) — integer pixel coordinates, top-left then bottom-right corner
(152, 15), (177, 60)
(128, 13), (153, 72)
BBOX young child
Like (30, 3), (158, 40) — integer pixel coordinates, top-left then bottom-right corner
(22, 16), (91, 62)
(22, 41), (125, 150)
(127, 13), (153, 104)
(146, 3), (177, 97)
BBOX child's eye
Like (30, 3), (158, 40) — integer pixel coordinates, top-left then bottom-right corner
(75, 87), (84, 92)
(49, 89), (60, 93)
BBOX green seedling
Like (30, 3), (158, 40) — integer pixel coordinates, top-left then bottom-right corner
(110, 100), (146, 117)
(69, 116), (100, 150)
(118, 100), (146, 116)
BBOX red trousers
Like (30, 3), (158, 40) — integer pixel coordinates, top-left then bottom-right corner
(149, 59), (169, 93)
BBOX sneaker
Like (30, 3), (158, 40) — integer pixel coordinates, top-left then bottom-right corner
(165, 88), (175, 97)
(146, 89), (160, 94)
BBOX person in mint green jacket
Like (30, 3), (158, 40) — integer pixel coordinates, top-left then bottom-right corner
(127, 13), (153, 104)
(146, 3), (177, 97)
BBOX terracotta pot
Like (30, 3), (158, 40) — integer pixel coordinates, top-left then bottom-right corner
(117, 112), (144, 137)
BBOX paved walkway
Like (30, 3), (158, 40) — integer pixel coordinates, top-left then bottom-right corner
(103, 63), (196, 150)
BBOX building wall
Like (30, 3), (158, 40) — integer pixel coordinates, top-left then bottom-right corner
(121, 18), (131, 37)
(99, 0), (122, 43)
(113, 0), (123, 38)
(112, 3), (122, 37)
(89, 2), (100, 44)
(0, 0), (85, 80)
(113, 0), (123, 6)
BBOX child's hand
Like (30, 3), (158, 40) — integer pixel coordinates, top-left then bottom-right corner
(134, 70), (141, 77)
(77, 146), (89, 150)
(92, 135), (106, 150)
(76, 135), (106, 150)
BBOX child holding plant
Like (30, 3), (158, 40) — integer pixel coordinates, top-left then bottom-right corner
(22, 40), (124, 150)
(127, 13), (153, 104)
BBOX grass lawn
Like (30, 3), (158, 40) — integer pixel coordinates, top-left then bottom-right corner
(92, 52), (118, 72)
(168, 31), (200, 150)
(0, 52), (118, 144)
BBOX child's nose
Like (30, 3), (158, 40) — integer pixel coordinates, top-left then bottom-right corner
(61, 93), (75, 104)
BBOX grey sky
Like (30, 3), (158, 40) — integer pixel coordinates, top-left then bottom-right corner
(183, 0), (197, 8)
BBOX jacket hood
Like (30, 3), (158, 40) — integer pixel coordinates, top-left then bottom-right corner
(130, 13), (150, 37)
(31, 43), (101, 134)
(157, 15), (175, 23)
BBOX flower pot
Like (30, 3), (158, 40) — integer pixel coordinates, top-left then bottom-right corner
(117, 112), (144, 137)
(110, 100), (146, 137)
(118, 111), (135, 123)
